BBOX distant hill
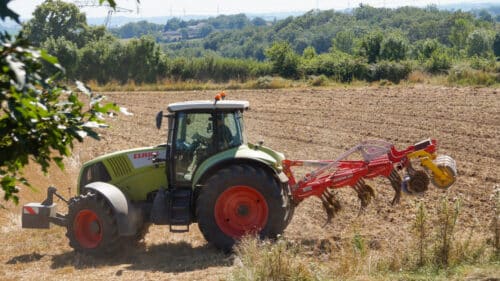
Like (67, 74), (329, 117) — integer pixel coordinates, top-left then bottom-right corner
(86, 2), (500, 28)
(88, 11), (305, 28)
(438, 1), (500, 12)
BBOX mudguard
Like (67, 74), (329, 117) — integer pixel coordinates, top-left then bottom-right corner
(84, 182), (142, 236)
(192, 144), (286, 187)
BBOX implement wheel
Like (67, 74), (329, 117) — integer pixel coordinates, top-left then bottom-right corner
(196, 164), (288, 251)
(66, 192), (121, 256)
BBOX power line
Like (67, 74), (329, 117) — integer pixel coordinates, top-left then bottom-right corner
(72, 0), (134, 27)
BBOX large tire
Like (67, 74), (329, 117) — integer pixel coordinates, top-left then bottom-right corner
(66, 192), (121, 256)
(196, 164), (289, 251)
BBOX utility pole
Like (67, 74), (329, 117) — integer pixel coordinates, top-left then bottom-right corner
(73, 0), (133, 27)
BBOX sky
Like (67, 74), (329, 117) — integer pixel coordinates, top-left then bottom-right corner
(9, 0), (495, 19)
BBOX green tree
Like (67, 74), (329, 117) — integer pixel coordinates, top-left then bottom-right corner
(124, 36), (168, 83)
(22, 0), (87, 47)
(0, 34), (119, 203)
(449, 18), (473, 50)
(251, 17), (267, 27)
(265, 41), (300, 78)
(41, 37), (79, 77)
(417, 39), (441, 60)
(333, 30), (355, 54)
(78, 37), (119, 84)
(302, 46), (317, 59)
(360, 32), (383, 63)
(426, 48), (451, 74)
(467, 30), (492, 57)
(199, 24), (213, 37)
(380, 35), (408, 61)
(180, 28), (189, 40)
(164, 18), (184, 31)
(492, 33), (500, 58)
(0, 0), (128, 203)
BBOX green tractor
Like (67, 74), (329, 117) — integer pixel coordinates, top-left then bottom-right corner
(22, 96), (294, 254)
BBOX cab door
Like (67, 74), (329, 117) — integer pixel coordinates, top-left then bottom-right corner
(172, 112), (215, 187)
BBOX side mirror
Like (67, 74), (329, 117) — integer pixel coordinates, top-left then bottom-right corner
(156, 111), (163, 129)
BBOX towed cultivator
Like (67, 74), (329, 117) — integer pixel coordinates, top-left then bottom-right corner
(283, 139), (457, 223)
(21, 95), (458, 254)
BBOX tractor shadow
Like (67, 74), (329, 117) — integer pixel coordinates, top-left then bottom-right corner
(49, 242), (232, 273)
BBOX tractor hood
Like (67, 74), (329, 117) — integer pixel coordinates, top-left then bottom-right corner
(81, 144), (167, 169)
(192, 143), (286, 187)
(78, 144), (168, 200)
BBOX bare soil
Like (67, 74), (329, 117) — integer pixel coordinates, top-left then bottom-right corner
(1, 85), (499, 280)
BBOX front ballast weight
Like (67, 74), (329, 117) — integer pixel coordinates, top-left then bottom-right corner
(22, 187), (68, 229)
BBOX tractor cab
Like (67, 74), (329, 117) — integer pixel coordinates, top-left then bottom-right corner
(158, 97), (249, 188)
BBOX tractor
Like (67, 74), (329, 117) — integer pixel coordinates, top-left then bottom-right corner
(22, 94), (457, 255)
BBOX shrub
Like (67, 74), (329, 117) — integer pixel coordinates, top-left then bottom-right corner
(448, 64), (499, 86)
(308, 75), (328, 86)
(254, 76), (273, 88)
(494, 33), (500, 58)
(360, 32), (383, 63)
(300, 52), (368, 83)
(408, 70), (430, 83)
(467, 29), (493, 58)
(432, 198), (461, 268)
(425, 49), (452, 74)
(367, 60), (412, 83)
(491, 185), (500, 260)
(265, 41), (300, 78)
(413, 202), (428, 267)
(232, 236), (315, 281)
(412, 39), (442, 60)
(469, 56), (496, 71)
(380, 35), (408, 61)
(251, 76), (289, 89)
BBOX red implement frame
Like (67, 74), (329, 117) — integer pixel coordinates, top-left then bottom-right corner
(283, 139), (437, 203)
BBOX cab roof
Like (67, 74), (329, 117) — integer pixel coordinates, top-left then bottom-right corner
(167, 100), (249, 112)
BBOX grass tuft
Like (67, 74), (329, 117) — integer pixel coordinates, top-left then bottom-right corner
(231, 236), (317, 281)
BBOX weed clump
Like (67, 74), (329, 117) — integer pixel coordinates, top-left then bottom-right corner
(491, 185), (500, 260)
(232, 236), (317, 281)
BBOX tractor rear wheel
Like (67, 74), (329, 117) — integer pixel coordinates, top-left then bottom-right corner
(66, 192), (121, 256)
(196, 164), (288, 251)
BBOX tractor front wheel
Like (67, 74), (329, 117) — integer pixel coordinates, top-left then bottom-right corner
(66, 192), (121, 256)
(196, 165), (288, 251)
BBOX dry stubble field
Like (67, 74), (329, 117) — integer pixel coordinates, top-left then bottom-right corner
(0, 85), (499, 280)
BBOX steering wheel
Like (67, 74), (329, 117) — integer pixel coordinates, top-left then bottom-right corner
(192, 132), (209, 146)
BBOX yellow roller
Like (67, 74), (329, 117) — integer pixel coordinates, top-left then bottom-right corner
(407, 151), (457, 189)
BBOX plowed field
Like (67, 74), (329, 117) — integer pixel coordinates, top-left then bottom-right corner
(1, 85), (498, 280)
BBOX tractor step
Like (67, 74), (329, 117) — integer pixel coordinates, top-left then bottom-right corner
(169, 188), (191, 233)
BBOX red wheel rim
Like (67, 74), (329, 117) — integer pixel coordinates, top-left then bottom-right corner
(74, 210), (103, 248)
(214, 185), (269, 238)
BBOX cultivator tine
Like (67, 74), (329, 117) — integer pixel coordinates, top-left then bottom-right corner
(320, 189), (341, 226)
(353, 179), (375, 210)
(388, 169), (402, 205)
(321, 200), (335, 226)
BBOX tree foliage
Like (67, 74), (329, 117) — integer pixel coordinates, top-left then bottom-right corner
(467, 30), (493, 57)
(0, 0), (125, 203)
(380, 35), (408, 62)
(22, 0), (87, 47)
(265, 42), (300, 78)
(449, 18), (473, 50)
(333, 30), (355, 54)
(110, 20), (163, 39)
(360, 32), (383, 63)
(493, 33), (500, 58)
